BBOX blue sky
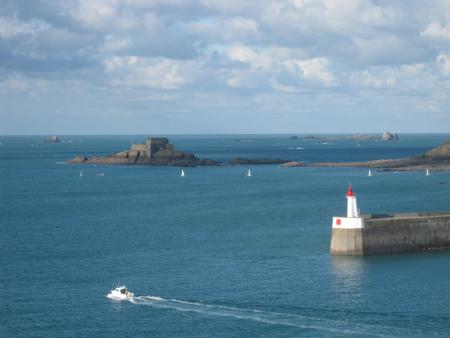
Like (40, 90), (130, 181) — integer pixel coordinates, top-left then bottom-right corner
(1, 0), (450, 134)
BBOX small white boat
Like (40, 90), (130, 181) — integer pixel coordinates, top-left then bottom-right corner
(79, 170), (83, 177)
(426, 169), (430, 176)
(247, 169), (252, 177)
(96, 173), (105, 177)
(180, 169), (185, 177)
(368, 169), (372, 177)
(106, 285), (134, 301)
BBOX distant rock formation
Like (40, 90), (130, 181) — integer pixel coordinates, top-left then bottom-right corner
(309, 140), (450, 171)
(44, 136), (60, 143)
(229, 157), (288, 165)
(281, 161), (304, 167)
(425, 141), (450, 159)
(290, 135), (299, 140)
(382, 132), (399, 141)
(68, 137), (219, 167)
(304, 134), (376, 142)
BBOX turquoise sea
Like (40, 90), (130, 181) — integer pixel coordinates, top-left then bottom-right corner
(1, 134), (450, 337)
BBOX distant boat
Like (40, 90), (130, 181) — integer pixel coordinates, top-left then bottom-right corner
(247, 169), (253, 177)
(79, 170), (83, 177)
(426, 169), (430, 176)
(368, 169), (372, 177)
(180, 169), (185, 177)
(106, 285), (134, 301)
(96, 173), (105, 177)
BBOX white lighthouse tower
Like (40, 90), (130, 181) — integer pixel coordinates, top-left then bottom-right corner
(332, 185), (364, 229)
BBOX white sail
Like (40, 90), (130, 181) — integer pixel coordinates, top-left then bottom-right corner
(79, 169), (83, 177)
(181, 169), (185, 177)
(426, 169), (430, 176)
(247, 169), (252, 177)
(368, 169), (372, 177)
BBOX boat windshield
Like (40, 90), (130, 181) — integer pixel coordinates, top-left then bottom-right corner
(120, 288), (127, 294)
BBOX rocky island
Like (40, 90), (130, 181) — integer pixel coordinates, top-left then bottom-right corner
(229, 157), (288, 165)
(309, 140), (450, 172)
(69, 137), (219, 167)
(303, 132), (399, 142)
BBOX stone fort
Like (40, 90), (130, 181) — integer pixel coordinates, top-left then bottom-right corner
(130, 137), (174, 159)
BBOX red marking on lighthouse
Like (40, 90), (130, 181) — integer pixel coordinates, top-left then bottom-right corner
(346, 185), (354, 197)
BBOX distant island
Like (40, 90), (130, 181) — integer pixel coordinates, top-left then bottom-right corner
(309, 140), (450, 171)
(43, 135), (60, 143)
(303, 131), (399, 142)
(69, 137), (219, 167)
(68, 136), (292, 167)
(67, 134), (450, 171)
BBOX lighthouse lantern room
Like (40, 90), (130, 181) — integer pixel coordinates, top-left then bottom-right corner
(332, 185), (364, 229)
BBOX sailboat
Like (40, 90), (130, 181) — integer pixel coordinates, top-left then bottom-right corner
(368, 169), (372, 177)
(79, 169), (83, 177)
(426, 169), (430, 176)
(247, 169), (252, 177)
(180, 169), (185, 177)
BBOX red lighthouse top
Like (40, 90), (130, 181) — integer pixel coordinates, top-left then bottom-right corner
(346, 185), (355, 197)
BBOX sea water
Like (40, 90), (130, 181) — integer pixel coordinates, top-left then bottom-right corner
(1, 134), (450, 337)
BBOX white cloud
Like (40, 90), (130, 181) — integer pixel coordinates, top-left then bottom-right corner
(104, 56), (191, 89)
(359, 70), (396, 89)
(436, 52), (450, 76)
(71, 0), (118, 30)
(0, 73), (48, 93)
(285, 57), (334, 86)
(228, 46), (272, 71)
(101, 35), (131, 52)
(0, 17), (49, 39)
(421, 21), (450, 41)
(187, 17), (259, 43)
(415, 101), (441, 113)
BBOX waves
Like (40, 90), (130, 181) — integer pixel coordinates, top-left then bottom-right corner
(129, 295), (420, 337)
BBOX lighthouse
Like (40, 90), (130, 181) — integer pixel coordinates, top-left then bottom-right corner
(332, 185), (364, 229)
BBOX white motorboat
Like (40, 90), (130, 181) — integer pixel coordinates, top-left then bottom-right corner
(106, 285), (134, 301)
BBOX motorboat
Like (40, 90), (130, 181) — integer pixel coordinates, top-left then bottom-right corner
(106, 285), (134, 301)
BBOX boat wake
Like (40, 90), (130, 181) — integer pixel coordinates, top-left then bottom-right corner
(129, 295), (420, 337)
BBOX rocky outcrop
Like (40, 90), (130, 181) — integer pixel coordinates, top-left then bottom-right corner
(382, 132), (399, 141)
(43, 136), (60, 143)
(425, 141), (450, 159)
(310, 140), (450, 171)
(281, 161), (304, 167)
(68, 137), (220, 167)
(229, 157), (288, 165)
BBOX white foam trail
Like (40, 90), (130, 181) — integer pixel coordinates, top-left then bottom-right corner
(129, 296), (421, 337)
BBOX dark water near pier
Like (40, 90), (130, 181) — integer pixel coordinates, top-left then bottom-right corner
(1, 134), (450, 337)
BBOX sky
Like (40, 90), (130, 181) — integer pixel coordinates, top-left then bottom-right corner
(1, 0), (450, 135)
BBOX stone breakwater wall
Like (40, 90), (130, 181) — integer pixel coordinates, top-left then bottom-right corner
(330, 212), (450, 255)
